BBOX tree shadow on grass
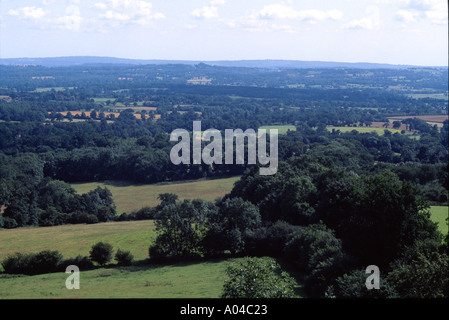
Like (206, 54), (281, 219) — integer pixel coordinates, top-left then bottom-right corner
(98, 256), (232, 273)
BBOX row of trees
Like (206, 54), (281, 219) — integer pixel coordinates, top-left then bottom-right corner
(1, 242), (133, 275)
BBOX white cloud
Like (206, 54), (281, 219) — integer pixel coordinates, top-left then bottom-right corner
(190, 0), (227, 20)
(8, 6), (48, 20)
(95, 0), (165, 26)
(343, 5), (380, 30)
(343, 17), (377, 30)
(54, 5), (83, 31)
(251, 4), (343, 23)
(396, 0), (447, 25)
(191, 6), (219, 19)
(102, 10), (130, 21)
(94, 3), (108, 10)
(395, 9), (419, 23)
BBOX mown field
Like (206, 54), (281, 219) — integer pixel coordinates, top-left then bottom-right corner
(327, 126), (404, 135)
(0, 220), (302, 299)
(0, 219), (304, 299)
(0, 220), (156, 262)
(430, 206), (449, 236)
(259, 125), (297, 135)
(0, 219), (228, 298)
(0, 205), (445, 299)
(71, 176), (240, 214)
(0, 257), (234, 299)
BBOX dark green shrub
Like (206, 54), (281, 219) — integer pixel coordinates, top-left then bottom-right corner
(115, 249), (134, 266)
(89, 242), (113, 266)
(68, 212), (99, 224)
(30, 250), (63, 274)
(2, 217), (18, 229)
(59, 255), (94, 270)
(2, 252), (32, 274)
(1, 250), (63, 275)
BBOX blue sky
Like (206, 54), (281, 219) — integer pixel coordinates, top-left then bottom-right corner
(0, 0), (447, 66)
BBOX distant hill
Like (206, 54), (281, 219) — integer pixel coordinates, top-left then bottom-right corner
(0, 56), (440, 69)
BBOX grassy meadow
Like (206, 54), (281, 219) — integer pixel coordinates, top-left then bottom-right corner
(327, 126), (404, 135)
(0, 219), (232, 299)
(430, 206), (449, 236)
(0, 220), (304, 299)
(0, 220), (156, 262)
(259, 125), (296, 135)
(0, 258), (231, 299)
(71, 176), (240, 214)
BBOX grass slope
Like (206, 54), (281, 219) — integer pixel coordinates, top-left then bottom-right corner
(430, 206), (449, 236)
(0, 220), (155, 262)
(327, 126), (404, 135)
(259, 125), (296, 135)
(0, 259), (230, 299)
(71, 177), (240, 214)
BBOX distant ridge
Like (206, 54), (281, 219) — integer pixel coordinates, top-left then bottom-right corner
(0, 56), (441, 69)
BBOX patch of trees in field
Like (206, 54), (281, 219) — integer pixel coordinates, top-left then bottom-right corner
(0, 153), (116, 228)
(1, 241), (133, 275)
(147, 161), (448, 298)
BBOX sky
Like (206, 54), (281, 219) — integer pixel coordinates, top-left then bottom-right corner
(0, 0), (447, 66)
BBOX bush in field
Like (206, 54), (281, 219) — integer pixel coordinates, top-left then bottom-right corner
(115, 249), (134, 266)
(150, 199), (214, 259)
(59, 255), (94, 271)
(1, 250), (63, 275)
(89, 242), (113, 266)
(221, 257), (298, 298)
(2, 253), (33, 274)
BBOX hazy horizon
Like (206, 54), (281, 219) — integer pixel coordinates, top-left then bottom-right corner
(1, 0), (448, 67)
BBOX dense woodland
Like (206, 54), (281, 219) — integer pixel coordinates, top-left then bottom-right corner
(0, 62), (448, 298)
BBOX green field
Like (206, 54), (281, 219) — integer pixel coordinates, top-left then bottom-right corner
(0, 204), (444, 299)
(93, 97), (116, 103)
(0, 220), (303, 299)
(430, 206), (448, 236)
(405, 93), (448, 100)
(327, 126), (405, 135)
(0, 257), (232, 299)
(259, 125), (296, 135)
(0, 220), (156, 262)
(71, 177), (240, 214)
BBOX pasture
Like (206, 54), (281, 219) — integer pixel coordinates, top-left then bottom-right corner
(430, 206), (449, 236)
(71, 176), (240, 214)
(259, 125), (297, 135)
(0, 257), (231, 299)
(0, 220), (303, 298)
(0, 220), (156, 262)
(327, 126), (404, 135)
